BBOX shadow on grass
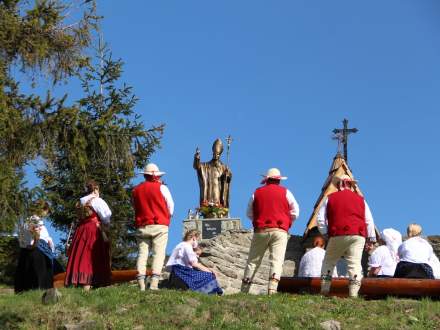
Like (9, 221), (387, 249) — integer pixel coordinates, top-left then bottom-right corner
(0, 312), (24, 329)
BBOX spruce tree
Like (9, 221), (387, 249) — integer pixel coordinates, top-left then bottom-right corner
(38, 45), (164, 268)
(0, 0), (95, 232)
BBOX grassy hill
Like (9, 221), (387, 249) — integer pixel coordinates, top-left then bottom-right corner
(1, 284), (439, 329)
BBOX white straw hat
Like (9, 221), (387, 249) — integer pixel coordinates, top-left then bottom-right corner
(141, 163), (165, 176)
(261, 168), (287, 181)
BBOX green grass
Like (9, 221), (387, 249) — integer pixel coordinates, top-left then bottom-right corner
(0, 284), (439, 329)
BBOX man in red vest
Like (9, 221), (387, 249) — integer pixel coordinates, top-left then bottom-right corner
(317, 174), (376, 297)
(241, 168), (299, 295)
(132, 163), (174, 291)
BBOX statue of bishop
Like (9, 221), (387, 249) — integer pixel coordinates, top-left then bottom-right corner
(193, 138), (232, 209)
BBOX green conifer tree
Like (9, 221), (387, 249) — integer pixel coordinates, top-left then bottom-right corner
(38, 45), (164, 268)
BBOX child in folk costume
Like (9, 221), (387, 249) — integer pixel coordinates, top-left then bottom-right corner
(15, 202), (56, 293)
(394, 223), (438, 279)
(317, 174), (376, 298)
(367, 228), (402, 277)
(132, 163), (174, 291)
(64, 180), (112, 290)
(241, 168), (300, 295)
(166, 230), (223, 294)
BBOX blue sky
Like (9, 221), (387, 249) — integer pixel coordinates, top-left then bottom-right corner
(31, 1), (440, 251)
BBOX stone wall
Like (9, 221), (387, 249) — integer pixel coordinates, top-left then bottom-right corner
(196, 232), (440, 295)
(198, 229), (304, 294)
(428, 236), (440, 258)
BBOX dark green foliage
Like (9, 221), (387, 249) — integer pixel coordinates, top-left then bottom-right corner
(1, 1), (164, 268)
(38, 46), (163, 268)
(0, 0), (95, 232)
(0, 236), (19, 285)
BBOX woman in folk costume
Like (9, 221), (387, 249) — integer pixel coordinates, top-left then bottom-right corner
(394, 223), (437, 279)
(65, 180), (112, 290)
(368, 228), (402, 277)
(166, 230), (223, 295)
(15, 202), (56, 293)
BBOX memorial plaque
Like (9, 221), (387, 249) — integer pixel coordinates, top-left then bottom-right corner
(202, 220), (222, 239)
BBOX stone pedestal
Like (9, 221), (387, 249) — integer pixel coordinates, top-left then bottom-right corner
(183, 217), (241, 240)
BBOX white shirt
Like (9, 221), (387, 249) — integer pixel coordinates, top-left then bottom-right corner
(246, 188), (300, 221)
(160, 185), (174, 216)
(398, 236), (434, 264)
(80, 194), (112, 224)
(166, 241), (198, 269)
(368, 245), (398, 276)
(298, 247), (326, 277)
(428, 254), (440, 279)
(298, 247), (340, 277)
(316, 193), (376, 240)
(18, 222), (54, 252)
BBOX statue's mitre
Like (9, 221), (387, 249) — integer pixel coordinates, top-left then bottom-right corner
(212, 138), (224, 153)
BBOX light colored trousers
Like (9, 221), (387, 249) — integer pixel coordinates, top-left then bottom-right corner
(136, 224), (168, 276)
(243, 230), (288, 291)
(321, 235), (365, 296)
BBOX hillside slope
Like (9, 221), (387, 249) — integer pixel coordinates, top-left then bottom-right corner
(1, 285), (439, 329)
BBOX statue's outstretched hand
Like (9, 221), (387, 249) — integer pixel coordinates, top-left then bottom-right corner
(195, 147), (201, 159)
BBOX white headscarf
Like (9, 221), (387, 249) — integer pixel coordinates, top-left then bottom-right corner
(381, 228), (402, 262)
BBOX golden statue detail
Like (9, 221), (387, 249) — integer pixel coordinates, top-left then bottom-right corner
(193, 139), (232, 216)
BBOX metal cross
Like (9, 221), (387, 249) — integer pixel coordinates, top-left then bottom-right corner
(332, 119), (358, 163)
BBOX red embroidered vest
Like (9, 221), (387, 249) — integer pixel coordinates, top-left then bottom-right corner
(132, 181), (170, 227)
(252, 184), (292, 232)
(326, 189), (366, 237)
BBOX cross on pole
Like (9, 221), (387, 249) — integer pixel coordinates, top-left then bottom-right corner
(332, 119), (358, 163)
(226, 135), (233, 165)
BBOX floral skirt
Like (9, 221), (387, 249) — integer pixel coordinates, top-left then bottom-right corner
(65, 216), (111, 287)
(171, 265), (223, 295)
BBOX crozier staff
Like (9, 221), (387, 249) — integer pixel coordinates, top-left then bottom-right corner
(242, 168), (299, 295)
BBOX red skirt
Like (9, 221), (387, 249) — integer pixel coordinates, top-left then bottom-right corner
(64, 214), (111, 287)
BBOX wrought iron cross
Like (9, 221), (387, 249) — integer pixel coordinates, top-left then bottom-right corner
(332, 119), (358, 162)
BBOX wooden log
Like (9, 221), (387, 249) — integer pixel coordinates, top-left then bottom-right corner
(278, 277), (440, 298)
(53, 269), (153, 288)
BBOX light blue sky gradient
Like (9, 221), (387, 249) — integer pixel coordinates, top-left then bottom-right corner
(30, 1), (440, 251)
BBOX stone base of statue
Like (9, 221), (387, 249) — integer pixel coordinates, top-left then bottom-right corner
(183, 217), (241, 240)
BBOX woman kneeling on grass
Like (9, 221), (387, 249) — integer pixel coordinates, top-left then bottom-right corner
(166, 230), (223, 295)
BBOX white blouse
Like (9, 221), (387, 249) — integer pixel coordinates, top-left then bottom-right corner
(428, 254), (440, 279)
(398, 237), (434, 264)
(18, 222), (54, 252)
(298, 247), (338, 277)
(368, 245), (398, 276)
(166, 242), (198, 269)
(80, 194), (112, 224)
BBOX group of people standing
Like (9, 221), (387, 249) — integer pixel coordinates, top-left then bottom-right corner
(15, 162), (440, 298)
(297, 175), (440, 297)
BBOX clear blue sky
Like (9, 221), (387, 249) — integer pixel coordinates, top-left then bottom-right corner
(38, 1), (440, 251)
